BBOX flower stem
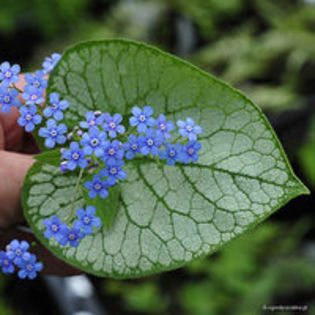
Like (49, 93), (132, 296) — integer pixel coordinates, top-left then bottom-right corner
(67, 168), (84, 223)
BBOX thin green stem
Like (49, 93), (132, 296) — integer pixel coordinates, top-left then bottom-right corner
(67, 168), (84, 223)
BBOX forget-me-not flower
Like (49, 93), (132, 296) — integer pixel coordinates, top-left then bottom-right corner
(80, 126), (107, 157)
(43, 93), (69, 121)
(61, 142), (87, 170)
(0, 62), (20, 87)
(138, 129), (164, 156)
(74, 206), (101, 235)
(84, 174), (109, 199)
(0, 251), (15, 274)
(177, 118), (202, 141)
(0, 87), (20, 113)
(25, 70), (47, 90)
(17, 105), (42, 132)
(129, 106), (155, 133)
(102, 113), (125, 138)
(39, 119), (68, 149)
(22, 85), (44, 105)
(42, 53), (61, 74)
(17, 254), (43, 280)
(123, 135), (141, 160)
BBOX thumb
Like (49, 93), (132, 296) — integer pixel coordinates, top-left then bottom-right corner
(0, 150), (34, 228)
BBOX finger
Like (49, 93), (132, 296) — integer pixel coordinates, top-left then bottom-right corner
(0, 151), (34, 228)
(0, 227), (81, 276)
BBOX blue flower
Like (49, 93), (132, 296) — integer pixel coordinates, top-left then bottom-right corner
(178, 141), (202, 164)
(43, 215), (67, 243)
(123, 135), (141, 160)
(156, 114), (174, 139)
(6, 239), (30, 265)
(39, 119), (68, 149)
(42, 53), (61, 74)
(25, 70), (47, 89)
(102, 140), (124, 165)
(0, 87), (20, 113)
(0, 62), (20, 87)
(74, 206), (101, 235)
(129, 106), (155, 133)
(176, 118), (202, 141)
(84, 174), (109, 199)
(17, 254), (43, 280)
(159, 142), (182, 166)
(138, 129), (164, 156)
(102, 113), (125, 138)
(0, 251), (15, 274)
(43, 93), (69, 121)
(80, 127), (107, 157)
(100, 160), (127, 185)
(58, 225), (84, 247)
(79, 111), (104, 129)
(61, 142), (87, 170)
(22, 85), (44, 105)
(17, 105), (42, 132)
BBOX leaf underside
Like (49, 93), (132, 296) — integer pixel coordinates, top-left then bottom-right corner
(22, 39), (308, 279)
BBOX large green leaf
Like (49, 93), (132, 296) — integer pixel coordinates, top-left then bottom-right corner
(22, 39), (309, 278)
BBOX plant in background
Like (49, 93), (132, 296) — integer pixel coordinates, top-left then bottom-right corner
(0, 39), (309, 279)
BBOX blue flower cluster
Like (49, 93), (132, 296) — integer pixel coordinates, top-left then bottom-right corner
(43, 206), (101, 247)
(0, 53), (62, 134)
(0, 240), (43, 280)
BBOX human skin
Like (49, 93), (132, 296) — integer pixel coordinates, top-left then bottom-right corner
(0, 76), (80, 275)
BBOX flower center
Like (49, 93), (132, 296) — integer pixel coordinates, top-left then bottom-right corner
(5, 71), (11, 78)
(139, 114), (146, 122)
(51, 224), (58, 232)
(160, 123), (166, 131)
(94, 183), (102, 191)
(72, 152), (80, 160)
(69, 233), (76, 240)
(50, 129), (57, 137)
(110, 167), (117, 175)
(91, 138), (99, 147)
(83, 217), (91, 224)
(34, 80), (40, 87)
(27, 264), (33, 271)
(109, 121), (116, 129)
(89, 120), (96, 126)
(169, 150), (175, 157)
(4, 96), (10, 103)
(3, 259), (9, 266)
(131, 144), (138, 151)
(147, 139), (154, 146)
(31, 94), (38, 101)
(15, 249), (22, 256)
(51, 104), (58, 109)
(186, 125), (193, 132)
(108, 148), (115, 156)
(26, 114), (32, 121)
(188, 148), (194, 155)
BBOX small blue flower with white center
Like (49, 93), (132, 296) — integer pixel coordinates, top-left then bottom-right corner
(17, 105), (42, 132)
(79, 111), (104, 129)
(100, 160), (127, 185)
(156, 114), (174, 139)
(39, 119), (68, 149)
(0, 87), (21, 113)
(43, 215), (68, 243)
(17, 254), (43, 280)
(159, 142), (182, 166)
(177, 118), (202, 141)
(74, 206), (101, 235)
(80, 127), (107, 157)
(43, 93), (69, 121)
(178, 141), (202, 164)
(138, 129), (164, 156)
(22, 85), (44, 105)
(58, 225), (84, 247)
(123, 134), (141, 160)
(84, 174), (109, 199)
(42, 53), (61, 74)
(6, 239), (30, 265)
(61, 142), (87, 170)
(129, 106), (155, 133)
(0, 62), (20, 87)
(0, 251), (15, 274)
(102, 113), (125, 138)
(25, 70), (47, 90)
(102, 140), (124, 165)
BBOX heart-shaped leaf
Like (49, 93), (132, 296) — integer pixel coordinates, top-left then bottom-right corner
(22, 39), (309, 278)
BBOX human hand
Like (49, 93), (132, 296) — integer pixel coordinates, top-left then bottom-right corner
(0, 75), (80, 275)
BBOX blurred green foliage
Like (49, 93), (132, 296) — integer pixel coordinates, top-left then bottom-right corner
(102, 221), (314, 314)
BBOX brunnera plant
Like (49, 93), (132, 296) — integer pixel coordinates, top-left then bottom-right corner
(0, 39), (309, 280)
